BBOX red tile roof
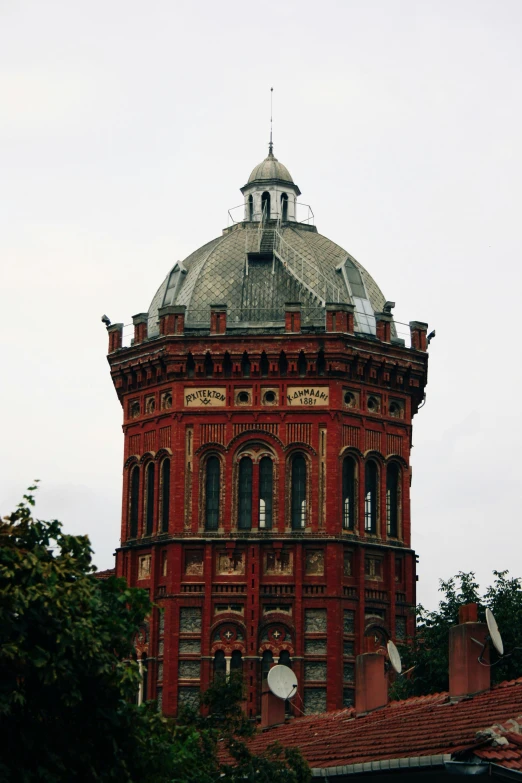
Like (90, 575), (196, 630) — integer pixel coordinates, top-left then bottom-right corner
(94, 567), (116, 580)
(246, 678), (522, 772)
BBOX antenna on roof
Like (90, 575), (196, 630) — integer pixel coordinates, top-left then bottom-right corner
(269, 87), (274, 156)
(267, 664), (298, 700)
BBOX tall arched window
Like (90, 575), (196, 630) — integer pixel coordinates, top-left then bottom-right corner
(386, 462), (400, 537)
(261, 191), (271, 220)
(206, 456), (220, 530)
(238, 457), (253, 530)
(260, 351), (269, 377)
(262, 650), (274, 680)
(279, 650), (292, 667)
(281, 192), (288, 221)
(204, 352), (213, 378)
(231, 650), (243, 674)
(259, 457), (273, 530)
(248, 194), (253, 221)
(291, 454), (307, 530)
(297, 351), (307, 377)
(214, 650), (226, 680)
(145, 462), (155, 535)
(129, 466), (139, 538)
(160, 458), (170, 533)
(279, 350), (288, 376)
(364, 461), (378, 534)
(343, 457), (355, 530)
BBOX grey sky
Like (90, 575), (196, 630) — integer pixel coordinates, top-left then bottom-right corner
(2, 0), (521, 610)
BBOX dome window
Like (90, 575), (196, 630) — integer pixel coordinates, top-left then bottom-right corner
(248, 194), (254, 221)
(261, 191), (271, 221)
(281, 192), (288, 221)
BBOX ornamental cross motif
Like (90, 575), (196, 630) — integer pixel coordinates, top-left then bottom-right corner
(224, 630), (234, 640)
(272, 630), (281, 639)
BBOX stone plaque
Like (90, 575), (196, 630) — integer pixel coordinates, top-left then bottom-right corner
(184, 387), (226, 407)
(286, 386), (329, 407)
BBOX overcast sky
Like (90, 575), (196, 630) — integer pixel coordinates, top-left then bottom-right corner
(2, 0), (521, 610)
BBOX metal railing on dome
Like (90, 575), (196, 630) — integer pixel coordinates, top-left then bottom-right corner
(183, 307), (326, 327)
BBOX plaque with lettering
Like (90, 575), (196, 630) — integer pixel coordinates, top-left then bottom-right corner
(184, 387), (227, 407)
(286, 386), (329, 406)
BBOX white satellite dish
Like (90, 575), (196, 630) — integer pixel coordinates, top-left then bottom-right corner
(486, 608), (504, 656)
(267, 665), (298, 700)
(387, 640), (402, 674)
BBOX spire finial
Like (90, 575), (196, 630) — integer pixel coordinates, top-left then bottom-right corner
(269, 87), (274, 156)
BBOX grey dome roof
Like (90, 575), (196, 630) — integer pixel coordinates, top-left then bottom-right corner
(247, 150), (294, 185)
(147, 224), (389, 337)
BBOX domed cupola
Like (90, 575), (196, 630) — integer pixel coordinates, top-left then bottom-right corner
(241, 143), (301, 223)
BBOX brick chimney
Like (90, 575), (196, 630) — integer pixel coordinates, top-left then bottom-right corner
(409, 321), (428, 351)
(355, 649), (388, 716)
(107, 322), (123, 353)
(260, 674), (286, 729)
(158, 305), (185, 336)
(210, 303), (227, 335)
(132, 313), (148, 345)
(285, 302), (301, 333)
(449, 603), (490, 700)
(325, 302), (355, 334)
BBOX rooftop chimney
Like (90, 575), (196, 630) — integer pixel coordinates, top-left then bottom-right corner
(449, 603), (490, 700)
(355, 646), (388, 716)
(261, 674), (286, 729)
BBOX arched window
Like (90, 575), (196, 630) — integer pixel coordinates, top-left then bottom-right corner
(205, 456), (220, 530)
(129, 466), (139, 538)
(145, 462), (155, 535)
(238, 457), (253, 530)
(204, 352), (213, 378)
(231, 650), (243, 674)
(386, 463), (400, 537)
(343, 457), (355, 530)
(262, 650), (274, 680)
(297, 351), (307, 377)
(291, 454), (307, 530)
(260, 351), (269, 377)
(261, 191), (271, 220)
(279, 350), (288, 376)
(317, 348), (326, 376)
(186, 352), (195, 378)
(241, 352), (251, 378)
(223, 351), (232, 378)
(160, 458), (170, 533)
(214, 650), (226, 680)
(364, 460), (378, 534)
(279, 650), (292, 667)
(281, 192), (288, 221)
(248, 194), (253, 221)
(259, 457), (273, 530)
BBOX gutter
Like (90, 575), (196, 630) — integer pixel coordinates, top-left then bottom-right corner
(311, 754), (451, 777)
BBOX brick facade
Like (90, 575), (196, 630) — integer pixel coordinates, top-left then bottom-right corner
(108, 319), (428, 717)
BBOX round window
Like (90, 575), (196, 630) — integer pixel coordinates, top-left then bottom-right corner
(389, 402), (400, 417)
(344, 392), (355, 407)
(264, 390), (276, 404)
(238, 391), (250, 404)
(367, 396), (378, 412)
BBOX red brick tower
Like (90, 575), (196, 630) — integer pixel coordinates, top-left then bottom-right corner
(107, 144), (429, 717)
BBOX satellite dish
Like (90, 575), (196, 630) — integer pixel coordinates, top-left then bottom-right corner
(267, 665), (298, 700)
(486, 608), (504, 656)
(387, 640), (402, 674)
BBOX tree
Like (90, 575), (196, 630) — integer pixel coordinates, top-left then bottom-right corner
(391, 570), (522, 700)
(0, 487), (310, 782)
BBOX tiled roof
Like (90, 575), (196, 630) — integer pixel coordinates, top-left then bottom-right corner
(94, 568), (116, 580)
(245, 678), (522, 773)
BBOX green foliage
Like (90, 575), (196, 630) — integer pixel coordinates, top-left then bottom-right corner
(390, 570), (522, 700)
(0, 487), (310, 782)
